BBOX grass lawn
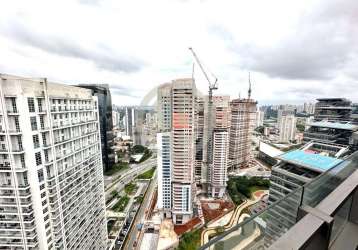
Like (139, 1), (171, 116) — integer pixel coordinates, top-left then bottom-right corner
(104, 162), (129, 176)
(124, 182), (137, 195)
(136, 167), (156, 179)
(177, 229), (202, 250)
(112, 195), (130, 212)
(249, 186), (268, 197)
(106, 190), (119, 205)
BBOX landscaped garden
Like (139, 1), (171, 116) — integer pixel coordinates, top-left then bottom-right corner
(112, 195), (130, 212)
(227, 176), (270, 205)
(104, 162), (129, 176)
(176, 229), (202, 250)
(131, 145), (152, 163)
(136, 167), (156, 179)
(124, 182), (137, 195)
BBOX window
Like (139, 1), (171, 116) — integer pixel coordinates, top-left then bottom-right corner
(35, 152), (42, 166)
(39, 115), (45, 129)
(38, 168), (44, 182)
(40, 184), (45, 190)
(37, 98), (43, 112)
(33, 135), (40, 148)
(30, 117), (37, 131)
(28, 98), (35, 112)
(20, 154), (25, 168)
(41, 192), (46, 198)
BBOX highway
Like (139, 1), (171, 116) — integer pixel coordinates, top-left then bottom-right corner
(123, 171), (157, 250)
(105, 158), (156, 201)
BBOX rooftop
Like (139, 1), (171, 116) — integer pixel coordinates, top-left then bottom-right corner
(259, 141), (284, 158)
(307, 121), (358, 131)
(277, 150), (343, 172)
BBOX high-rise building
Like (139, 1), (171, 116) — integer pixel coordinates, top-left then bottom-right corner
(124, 106), (136, 138)
(157, 83), (172, 132)
(209, 129), (229, 198)
(208, 96), (230, 198)
(256, 110), (264, 128)
(314, 98), (352, 122)
(171, 79), (196, 224)
(0, 75), (107, 249)
(229, 98), (257, 169)
(278, 114), (297, 143)
(194, 96), (205, 182)
(157, 132), (172, 219)
(303, 102), (315, 114)
(156, 79), (196, 224)
(112, 108), (120, 129)
(77, 84), (115, 172)
(265, 142), (348, 246)
(304, 98), (358, 150)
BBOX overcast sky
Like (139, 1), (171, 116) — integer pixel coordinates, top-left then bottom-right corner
(0, 0), (357, 106)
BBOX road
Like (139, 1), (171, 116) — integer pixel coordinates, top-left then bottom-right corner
(124, 171), (157, 250)
(105, 158), (156, 201)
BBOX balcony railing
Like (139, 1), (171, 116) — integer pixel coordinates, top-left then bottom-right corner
(200, 151), (358, 250)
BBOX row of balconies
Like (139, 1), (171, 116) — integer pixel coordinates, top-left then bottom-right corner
(48, 170), (96, 216)
(52, 118), (97, 130)
(51, 177), (97, 233)
(65, 200), (104, 249)
(50, 105), (94, 112)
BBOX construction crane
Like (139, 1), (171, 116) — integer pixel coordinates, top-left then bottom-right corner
(189, 47), (218, 99)
(189, 47), (218, 175)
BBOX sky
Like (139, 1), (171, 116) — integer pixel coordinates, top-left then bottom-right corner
(0, 0), (357, 106)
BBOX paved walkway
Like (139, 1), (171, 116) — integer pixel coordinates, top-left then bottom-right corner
(201, 190), (268, 246)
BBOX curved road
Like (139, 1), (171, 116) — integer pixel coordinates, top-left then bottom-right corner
(201, 191), (268, 246)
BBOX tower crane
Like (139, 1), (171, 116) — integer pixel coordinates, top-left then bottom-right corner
(188, 47), (218, 99)
(189, 47), (218, 171)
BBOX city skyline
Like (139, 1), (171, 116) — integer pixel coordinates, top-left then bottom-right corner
(1, 0), (357, 106)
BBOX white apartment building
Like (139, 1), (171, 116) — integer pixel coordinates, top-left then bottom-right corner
(279, 114), (297, 143)
(156, 79), (196, 225)
(125, 107), (136, 138)
(157, 83), (172, 132)
(208, 96), (230, 197)
(229, 98), (257, 170)
(0, 75), (107, 249)
(209, 130), (229, 198)
(256, 110), (264, 128)
(171, 79), (196, 225)
(112, 110), (120, 129)
(157, 132), (171, 219)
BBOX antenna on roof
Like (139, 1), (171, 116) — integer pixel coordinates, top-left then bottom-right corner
(248, 72), (252, 99)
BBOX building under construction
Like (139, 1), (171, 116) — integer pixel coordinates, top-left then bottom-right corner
(229, 97), (257, 170)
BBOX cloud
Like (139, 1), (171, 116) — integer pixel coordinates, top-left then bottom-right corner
(2, 21), (145, 73)
(211, 0), (358, 81)
(110, 85), (140, 98)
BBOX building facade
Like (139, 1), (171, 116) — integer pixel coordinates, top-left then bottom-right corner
(278, 114), (297, 143)
(229, 98), (257, 170)
(124, 106), (136, 138)
(157, 132), (172, 219)
(171, 79), (196, 224)
(208, 96), (230, 197)
(77, 84), (115, 172)
(314, 98), (352, 122)
(256, 110), (264, 128)
(0, 75), (107, 249)
(156, 79), (196, 225)
(209, 130), (229, 198)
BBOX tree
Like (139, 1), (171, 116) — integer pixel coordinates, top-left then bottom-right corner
(296, 123), (305, 132)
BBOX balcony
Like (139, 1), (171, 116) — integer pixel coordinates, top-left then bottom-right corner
(201, 152), (358, 250)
